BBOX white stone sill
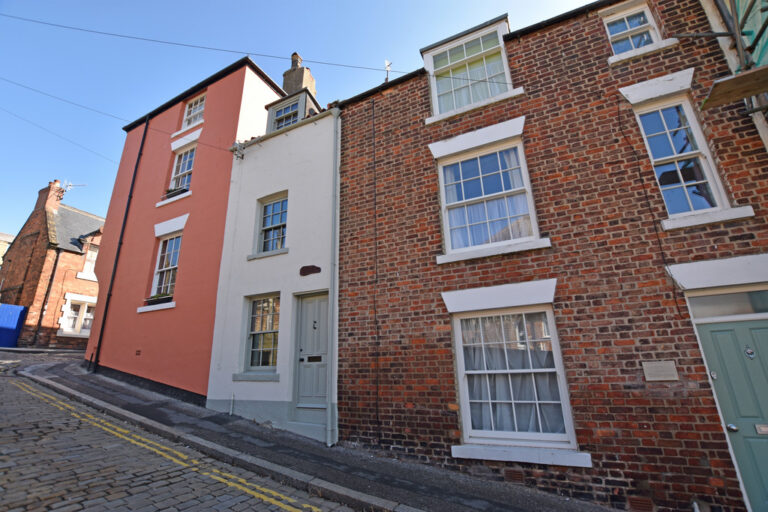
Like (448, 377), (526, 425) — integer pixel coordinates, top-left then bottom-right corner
(171, 120), (204, 139)
(56, 330), (90, 339)
(247, 248), (289, 261)
(661, 205), (754, 231)
(137, 301), (176, 314)
(232, 372), (280, 382)
(425, 87), (525, 126)
(451, 444), (593, 467)
(156, 191), (192, 208)
(436, 237), (551, 265)
(76, 272), (98, 282)
(608, 38), (679, 66)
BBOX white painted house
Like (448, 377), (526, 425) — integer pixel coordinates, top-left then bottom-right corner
(207, 76), (340, 444)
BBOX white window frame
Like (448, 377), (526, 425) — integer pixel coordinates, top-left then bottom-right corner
(620, 70), (753, 230)
(423, 20), (523, 124)
(251, 193), (289, 258)
(170, 146), (196, 192)
(57, 293), (96, 338)
(431, 122), (550, 264)
(76, 244), (98, 281)
(273, 101), (299, 131)
(598, 0), (679, 65)
(442, 280), (591, 467)
(245, 294), (280, 371)
(151, 234), (182, 298)
(182, 94), (205, 129)
(452, 305), (577, 448)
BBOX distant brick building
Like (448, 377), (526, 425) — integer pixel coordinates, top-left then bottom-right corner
(0, 232), (13, 267)
(334, 1), (767, 510)
(0, 180), (103, 349)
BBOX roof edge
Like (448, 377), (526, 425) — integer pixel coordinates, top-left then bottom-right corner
(504, 0), (616, 41)
(420, 14), (509, 54)
(123, 57), (285, 132)
(332, 68), (427, 109)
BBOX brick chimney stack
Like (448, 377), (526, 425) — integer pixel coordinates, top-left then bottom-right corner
(35, 179), (65, 212)
(282, 52), (317, 97)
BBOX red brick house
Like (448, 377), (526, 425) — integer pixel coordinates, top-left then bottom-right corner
(333, 1), (767, 510)
(0, 180), (104, 349)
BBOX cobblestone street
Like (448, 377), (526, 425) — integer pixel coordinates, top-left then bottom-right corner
(0, 353), (351, 512)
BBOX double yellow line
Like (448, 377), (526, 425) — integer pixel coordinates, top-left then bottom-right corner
(12, 380), (322, 512)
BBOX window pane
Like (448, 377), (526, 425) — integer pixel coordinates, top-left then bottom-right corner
(463, 178), (482, 200)
(448, 45), (465, 63)
(654, 162), (680, 186)
(680, 159), (706, 183)
(486, 198), (506, 220)
(481, 32), (499, 49)
(515, 403), (539, 432)
(482, 316), (503, 343)
(447, 207), (466, 228)
(470, 402), (492, 430)
(530, 340), (555, 369)
(482, 173), (502, 195)
(468, 374), (489, 400)
(631, 31), (653, 49)
(484, 344), (507, 370)
(627, 11), (648, 28)
(435, 73), (452, 94)
(646, 134), (674, 159)
(511, 374), (535, 400)
(687, 183), (716, 210)
(489, 220), (510, 242)
(493, 403), (516, 431)
(639, 111), (665, 135)
(534, 373), (561, 401)
(502, 314), (525, 342)
(464, 346), (483, 371)
(484, 52), (504, 78)
(446, 182), (463, 205)
(461, 318), (482, 345)
(460, 158), (480, 180)
(510, 215), (532, 239)
(611, 38), (633, 54)
(451, 227), (470, 249)
(479, 153), (499, 175)
(465, 37), (482, 57)
(525, 312), (549, 339)
(607, 18), (628, 35)
(661, 105), (687, 129)
(506, 194), (529, 216)
(689, 291), (768, 318)
(454, 86), (471, 108)
(444, 163), (461, 183)
(466, 203), (486, 224)
(433, 51), (449, 69)
(499, 148), (519, 169)
(662, 187), (691, 214)
(670, 128), (697, 154)
(438, 92), (454, 114)
(470, 224), (489, 246)
(540, 404), (565, 433)
(505, 341), (529, 369)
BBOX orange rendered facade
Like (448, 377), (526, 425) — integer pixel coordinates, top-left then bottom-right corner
(85, 59), (282, 395)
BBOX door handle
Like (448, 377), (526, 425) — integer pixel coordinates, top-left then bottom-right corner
(726, 424), (739, 432)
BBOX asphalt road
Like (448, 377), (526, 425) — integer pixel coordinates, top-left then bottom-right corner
(0, 353), (352, 512)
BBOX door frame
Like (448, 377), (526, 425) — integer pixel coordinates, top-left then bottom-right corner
(686, 282), (768, 512)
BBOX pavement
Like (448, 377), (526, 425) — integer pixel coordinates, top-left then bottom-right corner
(4, 348), (613, 512)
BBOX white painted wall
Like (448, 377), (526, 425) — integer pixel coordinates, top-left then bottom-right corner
(235, 68), (282, 143)
(208, 113), (336, 405)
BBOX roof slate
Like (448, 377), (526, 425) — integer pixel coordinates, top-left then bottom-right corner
(50, 204), (104, 254)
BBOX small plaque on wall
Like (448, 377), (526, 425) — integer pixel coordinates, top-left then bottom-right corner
(642, 361), (679, 382)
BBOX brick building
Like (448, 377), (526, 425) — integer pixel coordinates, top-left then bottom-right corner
(0, 180), (103, 348)
(333, 1), (767, 510)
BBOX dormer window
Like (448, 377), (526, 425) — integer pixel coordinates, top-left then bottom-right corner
(421, 16), (522, 123)
(274, 102), (299, 131)
(183, 94), (205, 129)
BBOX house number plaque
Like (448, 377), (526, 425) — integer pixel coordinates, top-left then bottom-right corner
(756, 424), (768, 435)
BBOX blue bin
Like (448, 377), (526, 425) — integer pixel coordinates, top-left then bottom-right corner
(0, 304), (27, 347)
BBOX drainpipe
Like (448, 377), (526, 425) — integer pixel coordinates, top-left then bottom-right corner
(326, 107), (341, 447)
(91, 115), (150, 372)
(32, 247), (61, 346)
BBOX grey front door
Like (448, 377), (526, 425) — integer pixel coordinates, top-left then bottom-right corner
(296, 294), (328, 410)
(697, 320), (768, 511)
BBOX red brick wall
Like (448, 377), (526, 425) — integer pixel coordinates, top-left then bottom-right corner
(337, 1), (764, 510)
(0, 183), (101, 349)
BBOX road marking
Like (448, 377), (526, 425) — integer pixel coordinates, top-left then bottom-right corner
(12, 379), (324, 511)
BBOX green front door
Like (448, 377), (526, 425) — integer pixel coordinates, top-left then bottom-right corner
(697, 321), (768, 511)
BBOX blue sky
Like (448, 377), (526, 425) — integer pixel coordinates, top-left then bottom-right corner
(0, 0), (590, 236)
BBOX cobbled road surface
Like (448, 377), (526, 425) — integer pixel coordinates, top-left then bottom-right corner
(0, 353), (351, 512)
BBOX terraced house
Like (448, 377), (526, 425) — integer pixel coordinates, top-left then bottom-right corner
(332, 0), (768, 510)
